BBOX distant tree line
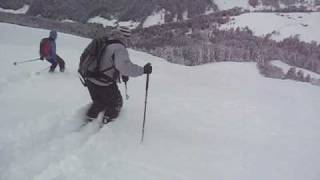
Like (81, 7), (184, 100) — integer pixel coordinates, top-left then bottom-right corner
(131, 16), (320, 80)
(249, 0), (319, 12)
(133, 25), (320, 69)
(256, 60), (314, 84)
(254, 6), (314, 12)
(0, 0), (217, 23)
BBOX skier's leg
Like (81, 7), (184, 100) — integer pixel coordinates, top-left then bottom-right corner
(47, 59), (57, 72)
(103, 84), (123, 123)
(56, 55), (65, 72)
(86, 82), (107, 120)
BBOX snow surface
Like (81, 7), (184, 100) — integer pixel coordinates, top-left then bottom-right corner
(61, 19), (76, 23)
(221, 12), (320, 43)
(87, 16), (117, 27)
(214, 0), (317, 10)
(143, 9), (166, 28)
(0, 4), (29, 14)
(87, 16), (139, 29)
(143, 9), (189, 28)
(271, 60), (320, 79)
(1, 23), (320, 180)
(214, 0), (250, 10)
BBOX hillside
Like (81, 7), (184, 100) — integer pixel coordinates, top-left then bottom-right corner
(1, 23), (320, 180)
(0, 0), (319, 28)
(215, 0), (320, 11)
(221, 12), (320, 43)
(0, 0), (216, 25)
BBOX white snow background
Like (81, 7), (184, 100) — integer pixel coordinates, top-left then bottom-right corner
(0, 23), (320, 180)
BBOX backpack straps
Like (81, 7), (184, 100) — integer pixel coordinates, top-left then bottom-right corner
(96, 39), (125, 83)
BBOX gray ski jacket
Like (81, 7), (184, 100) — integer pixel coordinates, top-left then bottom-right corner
(87, 41), (144, 86)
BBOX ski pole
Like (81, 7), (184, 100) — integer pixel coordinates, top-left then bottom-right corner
(124, 81), (129, 100)
(13, 58), (41, 66)
(141, 74), (150, 143)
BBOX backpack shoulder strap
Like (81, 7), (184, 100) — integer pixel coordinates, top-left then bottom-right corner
(105, 39), (126, 47)
(99, 39), (125, 72)
(96, 38), (125, 83)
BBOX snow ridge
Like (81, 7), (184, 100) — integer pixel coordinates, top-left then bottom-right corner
(0, 4), (29, 14)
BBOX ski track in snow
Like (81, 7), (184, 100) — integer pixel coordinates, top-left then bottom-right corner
(1, 22), (320, 180)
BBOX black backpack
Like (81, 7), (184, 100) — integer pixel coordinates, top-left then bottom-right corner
(78, 37), (124, 86)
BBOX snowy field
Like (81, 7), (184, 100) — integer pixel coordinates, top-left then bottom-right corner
(1, 23), (320, 180)
(221, 12), (320, 43)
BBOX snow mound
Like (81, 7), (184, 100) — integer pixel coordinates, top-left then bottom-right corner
(0, 4), (29, 14)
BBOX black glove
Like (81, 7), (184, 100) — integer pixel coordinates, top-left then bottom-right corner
(143, 63), (152, 74)
(122, 75), (129, 83)
(40, 56), (44, 60)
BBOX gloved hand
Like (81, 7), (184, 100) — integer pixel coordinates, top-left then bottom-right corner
(122, 75), (129, 83)
(40, 56), (44, 60)
(143, 63), (152, 74)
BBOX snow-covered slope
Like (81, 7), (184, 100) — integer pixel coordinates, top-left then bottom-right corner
(87, 16), (117, 27)
(221, 12), (320, 43)
(87, 16), (139, 29)
(1, 23), (320, 180)
(271, 60), (320, 79)
(214, 0), (250, 10)
(214, 0), (318, 10)
(143, 9), (166, 28)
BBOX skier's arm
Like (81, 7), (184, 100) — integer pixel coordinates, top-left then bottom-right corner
(50, 41), (57, 62)
(113, 44), (144, 77)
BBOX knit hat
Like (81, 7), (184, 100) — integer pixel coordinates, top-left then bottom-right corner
(49, 30), (57, 40)
(117, 26), (131, 38)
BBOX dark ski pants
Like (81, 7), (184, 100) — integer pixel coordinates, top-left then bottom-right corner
(48, 55), (65, 72)
(86, 81), (123, 120)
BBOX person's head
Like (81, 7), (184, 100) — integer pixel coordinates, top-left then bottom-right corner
(110, 26), (131, 43)
(49, 30), (57, 40)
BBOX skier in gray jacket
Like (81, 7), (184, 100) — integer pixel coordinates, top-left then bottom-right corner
(86, 26), (152, 123)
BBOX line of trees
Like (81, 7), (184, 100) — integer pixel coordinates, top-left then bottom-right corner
(132, 24), (320, 74)
(131, 17), (320, 86)
(249, 0), (319, 11)
(256, 59), (314, 83)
